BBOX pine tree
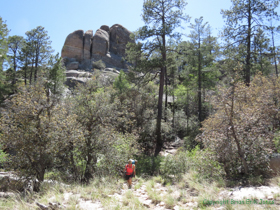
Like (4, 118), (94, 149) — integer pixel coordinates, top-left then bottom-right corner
(7, 35), (24, 85)
(221, 0), (279, 85)
(25, 26), (53, 83)
(126, 0), (189, 156)
(0, 17), (9, 103)
(46, 53), (66, 95)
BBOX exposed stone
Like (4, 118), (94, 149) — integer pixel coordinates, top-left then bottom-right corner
(66, 70), (92, 78)
(109, 24), (134, 57)
(66, 70), (80, 77)
(84, 30), (93, 60)
(143, 199), (152, 208)
(80, 59), (92, 71)
(92, 53), (128, 69)
(61, 30), (84, 62)
(66, 61), (79, 70)
(92, 29), (109, 56)
(65, 77), (90, 88)
(0, 192), (15, 198)
(100, 25), (110, 33)
(36, 202), (49, 210)
(0, 174), (34, 192)
(104, 68), (120, 74)
(61, 24), (135, 82)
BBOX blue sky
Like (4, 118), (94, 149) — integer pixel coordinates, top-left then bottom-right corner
(1, 0), (279, 55)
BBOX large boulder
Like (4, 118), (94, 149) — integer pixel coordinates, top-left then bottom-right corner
(61, 24), (135, 78)
(66, 61), (79, 70)
(100, 25), (110, 33)
(92, 53), (127, 69)
(66, 70), (80, 77)
(92, 29), (109, 56)
(0, 172), (33, 192)
(65, 77), (90, 88)
(66, 70), (92, 78)
(84, 30), (93, 60)
(109, 24), (134, 57)
(61, 30), (84, 62)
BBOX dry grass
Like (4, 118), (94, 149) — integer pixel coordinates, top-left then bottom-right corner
(2, 173), (280, 210)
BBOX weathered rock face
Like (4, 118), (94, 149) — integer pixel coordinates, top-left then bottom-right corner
(66, 61), (79, 70)
(61, 24), (134, 71)
(109, 24), (134, 57)
(100, 25), (109, 33)
(61, 30), (84, 62)
(92, 29), (109, 56)
(83, 30), (93, 60)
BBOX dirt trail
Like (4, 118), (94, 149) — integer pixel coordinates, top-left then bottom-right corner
(69, 179), (197, 210)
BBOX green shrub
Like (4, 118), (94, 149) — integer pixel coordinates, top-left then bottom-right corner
(135, 155), (163, 176)
(160, 151), (189, 182)
(92, 60), (106, 70)
(0, 143), (7, 166)
(160, 146), (225, 183)
(273, 130), (280, 153)
(190, 148), (226, 182)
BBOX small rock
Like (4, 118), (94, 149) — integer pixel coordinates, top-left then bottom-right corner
(268, 195), (274, 200)
(36, 202), (49, 210)
(143, 199), (152, 208)
(49, 202), (60, 210)
(0, 192), (15, 198)
(159, 201), (165, 206)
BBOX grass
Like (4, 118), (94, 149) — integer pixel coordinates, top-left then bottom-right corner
(145, 180), (162, 205)
(164, 194), (175, 209)
(2, 170), (280, 210)
(134, 177), (144, 190)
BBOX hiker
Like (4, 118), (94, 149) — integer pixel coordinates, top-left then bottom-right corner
(124, 159), (135, 189)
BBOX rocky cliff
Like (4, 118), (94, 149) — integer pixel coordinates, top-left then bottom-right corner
(61, 24), (134, 71)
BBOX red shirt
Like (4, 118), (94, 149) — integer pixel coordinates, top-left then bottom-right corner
(125, 164), (134, 175)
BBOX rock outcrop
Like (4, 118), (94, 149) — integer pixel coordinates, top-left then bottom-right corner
(92, 29), (109, 56)
(61, 24), (134, 71)
(109, 24), (134, 57)
(61, 30), (84, 62)
(83, 30), (93, 60)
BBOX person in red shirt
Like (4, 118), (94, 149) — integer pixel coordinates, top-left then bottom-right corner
(124, 159), (135, 189)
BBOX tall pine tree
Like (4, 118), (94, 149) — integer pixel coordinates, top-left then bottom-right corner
(127, 0), (189, 156)
(221, 0), (279, 85)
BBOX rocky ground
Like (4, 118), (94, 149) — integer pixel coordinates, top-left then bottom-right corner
(32, 178), (280, 210)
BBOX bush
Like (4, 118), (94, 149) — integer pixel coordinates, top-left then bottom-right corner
(0, 143), (7, 167)
(160, 146), (225, 182)
(92, 60), (106, 70)
(160, 151), (189, 182)
(135, 155), (163, 176)
(189, 147), (226, 182)
(197, 73), (280, 177)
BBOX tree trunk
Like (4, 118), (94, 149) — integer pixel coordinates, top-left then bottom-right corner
(35, 52), (38, 81)
(165, 68), (168, 122)
(30, 62), (34, 85)
(155, 66), (165, 157)
(245, 0), (252, 86)
(198, 37), (202, 124)
(154, 3), (167, 157)
(83, 138), (94, 183)
(230, 85), (249, 174)
(12, 51), (16, 85)
(272, 29), (278, 77)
